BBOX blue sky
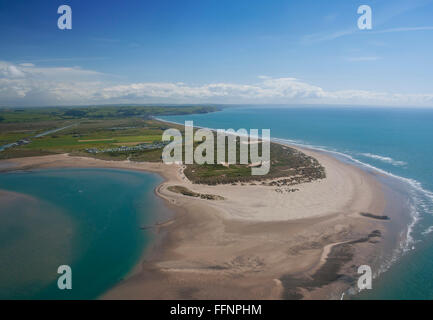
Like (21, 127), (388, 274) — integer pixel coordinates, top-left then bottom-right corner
(1, 0), (433, 106)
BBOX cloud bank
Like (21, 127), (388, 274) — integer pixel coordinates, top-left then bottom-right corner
(1, 61), (433, 107)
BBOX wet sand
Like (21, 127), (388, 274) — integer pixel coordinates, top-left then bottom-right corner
(0, 145), (392, 299)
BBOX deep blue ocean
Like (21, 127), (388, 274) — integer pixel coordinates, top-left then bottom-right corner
(160, 106), (433, 299)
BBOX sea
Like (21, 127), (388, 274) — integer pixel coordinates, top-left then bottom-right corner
(0, 168), (168, 299)
(159, 105), (433, 300)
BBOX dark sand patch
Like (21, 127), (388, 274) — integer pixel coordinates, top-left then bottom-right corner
(280, 230), (382, 300)
(360, 212), (390, 220)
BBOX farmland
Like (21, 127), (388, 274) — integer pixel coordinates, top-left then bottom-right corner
(0, 105), (216, 161)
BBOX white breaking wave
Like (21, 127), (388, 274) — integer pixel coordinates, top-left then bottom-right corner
(422, 225), (433, 235)
(361, 153), (407, 167)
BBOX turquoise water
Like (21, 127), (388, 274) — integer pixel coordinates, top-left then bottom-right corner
(160, 106), (433, 299)
(0, 168), (165, 299)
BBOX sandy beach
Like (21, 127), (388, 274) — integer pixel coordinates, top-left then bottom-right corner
(0, 145), (391, 299)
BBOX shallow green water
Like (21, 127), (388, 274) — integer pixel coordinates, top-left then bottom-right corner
(0, 168), (165, 299)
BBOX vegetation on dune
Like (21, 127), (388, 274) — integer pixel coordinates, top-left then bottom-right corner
(167, 185), (225, 200)
(183, 139), (325, 185)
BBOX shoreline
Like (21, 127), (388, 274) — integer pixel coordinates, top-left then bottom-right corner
(0, 141), (400, 299)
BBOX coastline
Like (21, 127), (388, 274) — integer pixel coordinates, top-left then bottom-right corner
(0, 142), (398, 299)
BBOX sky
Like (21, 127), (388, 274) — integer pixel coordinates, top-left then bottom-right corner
(1, 0), (433, 107)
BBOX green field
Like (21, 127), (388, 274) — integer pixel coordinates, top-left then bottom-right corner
(0, 118), (179, 160)
(0, 105), (218, 123)
(0, 105), (215, 160)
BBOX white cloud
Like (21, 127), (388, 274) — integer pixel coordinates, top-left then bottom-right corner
(0, 61), (433, 107)
(372, 26), (433, 34)
(18, 63), (35, 67)
(302, 28), (355, 44)
(0, 62), (26, 78)
(345, 56), (381, 62)
(302, 26), (433, 44)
